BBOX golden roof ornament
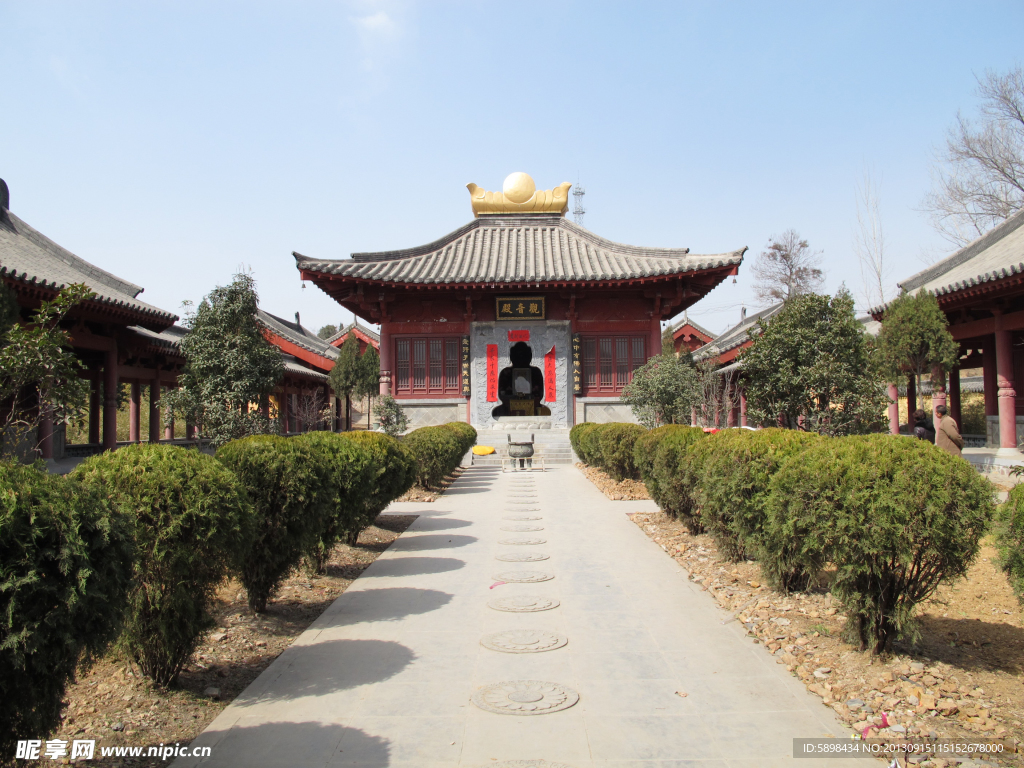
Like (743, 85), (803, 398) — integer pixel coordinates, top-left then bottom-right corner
(467, 172), (572, 217)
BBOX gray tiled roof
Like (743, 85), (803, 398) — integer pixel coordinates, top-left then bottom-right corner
(283, 358), (330, 383)
(327, 320), (380, 346)
(257, 309), (339, 363)
(0, 208), (177, 326)
(693, 303), (784, 360)
(893, 207), (1024, 303)
(294, 215), (746, 286)
(126, 324), (188, 354)
(671, 313), (714, 340)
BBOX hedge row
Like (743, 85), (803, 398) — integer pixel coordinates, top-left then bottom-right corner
(403, 423), (476, 489)
(0, 422), (452, 747)
(579, 423), (998, 655)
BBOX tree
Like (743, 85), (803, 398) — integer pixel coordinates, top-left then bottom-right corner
(621, 350), (696, 428)
(691, 349), (741, 429)
(317, 323), (339, 340)
(741, 290), (887, 435)
(925, 66), (1024, 246)
(875, 289), (959, 404)
(854, 171), (892, 310)
(163, 273), (284, 446)
(0, 283), (92, 458)
(355, 345), (380, 428)
(373, 395), (408, 437)
(751, 230), (824, 303)
(329, 334), (362, 430)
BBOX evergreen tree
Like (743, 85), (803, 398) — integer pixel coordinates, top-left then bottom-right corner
(355, 345), (380, 428)
(875, 289), (959, 402)
(317, 323), (339, 340)
(329, 334), (362, 430)
(621, 330), (697, 428)
(163, 273), (283, 446)
(741, 290), (887, 435)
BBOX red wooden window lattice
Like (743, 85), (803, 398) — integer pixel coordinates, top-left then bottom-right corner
(582, 336), (648, 394)
(394, 337), (463, 396)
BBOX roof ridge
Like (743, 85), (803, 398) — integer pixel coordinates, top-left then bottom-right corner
(901, 208), (1024, 293)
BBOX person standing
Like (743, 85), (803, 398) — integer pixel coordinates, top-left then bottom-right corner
(934, 404), (964, 457)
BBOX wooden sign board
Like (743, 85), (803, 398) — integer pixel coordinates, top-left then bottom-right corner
(496, 296), (545, 321)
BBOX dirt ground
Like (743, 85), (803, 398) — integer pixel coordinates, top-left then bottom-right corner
(50, 514), (416, 767)
(619, 482), (1024, 766)
(576, 462), (650, 500)
(393, 467), (463, 502)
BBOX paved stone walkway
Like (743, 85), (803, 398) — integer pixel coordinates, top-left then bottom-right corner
(177, 465), (866, 767)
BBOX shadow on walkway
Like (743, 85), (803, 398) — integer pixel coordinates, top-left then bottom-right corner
(327, 587), (454, 625)
(414, 517), (473, 531)
(364, 556), (465, 577)
(184, 720), (391, 767)
(388, 534), (477, 551)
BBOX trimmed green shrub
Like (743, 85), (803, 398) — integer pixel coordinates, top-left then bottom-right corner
(216, 435), (327, 612)
(403, 425), (463, 489)
(341, 431), (417, 536)
(73, 444), (250, 685)
(1, 462), (132, 755)
(570, 422), (597, 462)
(996, 483), (1024, 603)
(578, 423), (608, 467)
(293, 432), (377, 571)
(764, 434), (994, 653)
(634, 424), (690, 502)
(693, 429), (822, 561)
(443, 422), (477, 456)
(598, 423), (647, 481)
(651, 426), (706, 531)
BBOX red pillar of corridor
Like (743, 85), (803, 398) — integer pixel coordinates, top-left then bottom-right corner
(995, 325), (1018, 454)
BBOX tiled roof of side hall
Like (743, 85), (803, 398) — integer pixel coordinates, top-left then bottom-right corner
(888, 207), (1024, 305)
(257, 309), (340, 362)
(693, 303), (784, 360)
(671, 314), (714, 339)
(327, 320), (380, 346)
(0, 205), (177, 327)
(294, 215), (746, 286)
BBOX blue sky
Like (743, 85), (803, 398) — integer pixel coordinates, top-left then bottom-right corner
(2, 1), (1021, 336)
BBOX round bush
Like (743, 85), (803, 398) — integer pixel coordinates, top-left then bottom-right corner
(634, 424), (689, 502)
(216, 435), (327, 613)
(764, 434), (994, 653)
(404, 426), (463, 489)
(650, 426), (706, 531)
(598, 423), (647, 481)
(578, 423), (609, 467)
(73, 444), (250, 685)
(293, 432), (376, 571)
(341, 431), (417, 534)
(693, 429), (822, 561)
(1, 462), (132, 754)
(996, 482), (1024, 604)
(570, 422), (597, 462)
(442, 422), (478, 456)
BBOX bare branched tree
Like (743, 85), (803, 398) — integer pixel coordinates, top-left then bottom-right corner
(751, 230), (824, 304)
(853, 171), (891, 310)
(295, 388), (332, 432)
(924, 66), (1024, 247)
(690, 349), (740, 428)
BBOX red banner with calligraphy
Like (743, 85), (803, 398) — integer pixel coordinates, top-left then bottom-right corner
(544, 346), (556, 402)
(508, 330), (530, 342)
(486, 344), (498, 402)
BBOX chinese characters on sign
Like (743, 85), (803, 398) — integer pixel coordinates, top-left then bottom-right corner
(486, 344), (498, 402)
(544, 346), (557, 402)
(496, 296), (545, 320)
(461, 336), (471, 396)
(571, 333), (582, 394)
(507, 330), (530, 342)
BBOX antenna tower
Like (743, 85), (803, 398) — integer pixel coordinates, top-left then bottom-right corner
(572, 179), (586, 226)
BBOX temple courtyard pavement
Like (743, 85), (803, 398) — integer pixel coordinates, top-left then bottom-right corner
(175, 464), (866, 768)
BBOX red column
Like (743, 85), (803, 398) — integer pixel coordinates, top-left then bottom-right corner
(88, 369), (100, 445)
(983, 335), (998, 417)
(949, 367), (962, 430)
(148, 376), (161, 443)
(907, 375), (917, 417)
(650, 315), (662, 357)
(995, 328), (1018, 452)
(740, 389), (748, 427)
(281, 389), (290, 434)
(103, 346), (118, 451)
(129, 381), (141, 443)
(887, 383), (899, 435)
(379, 322), (392, 396)
(931, 366), (947, 423)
